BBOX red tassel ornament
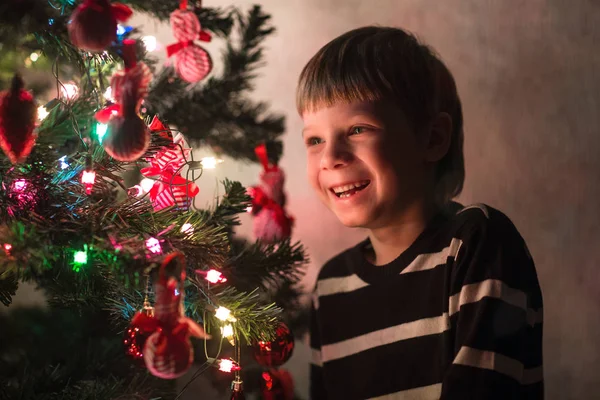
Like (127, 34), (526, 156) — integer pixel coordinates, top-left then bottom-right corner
(0, 75), (37, 164)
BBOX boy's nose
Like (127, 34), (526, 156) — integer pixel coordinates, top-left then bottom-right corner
(320, 140), (353, 170)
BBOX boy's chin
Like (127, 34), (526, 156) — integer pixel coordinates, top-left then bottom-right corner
(334, 211), (373, 228)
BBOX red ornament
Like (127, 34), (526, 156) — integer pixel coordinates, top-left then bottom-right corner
(68, 0), (133, 52)
(98, 41), (151, 161)
(123, 302), (156, 361)
(139, 253), (210, 379)
(167, 1), (213, 82)
(261, 369), (295, 400)
(253, 322), (295, 367)
(0, 75), (37, 164)
(249, 144), (294, 243)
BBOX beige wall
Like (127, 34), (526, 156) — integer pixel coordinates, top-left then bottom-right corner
(142, 1), (600, 398)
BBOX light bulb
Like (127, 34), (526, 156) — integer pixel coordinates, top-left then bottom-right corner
(37, 105), (49, 121)
(145, 237), (162, 254)
(60, 82), (79, 100)
(95, 123), (108, 143)
(181, 223), (194, 234)
(140, 178), (155, 193)
(221, 324), (234, 338)
(103, 87), (114, 102)
(215, 306), (236, 322)
(142, 36), (157, 52)
(200, 157), (223, 169)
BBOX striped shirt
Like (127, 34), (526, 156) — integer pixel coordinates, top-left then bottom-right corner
(310, 204), (544, 399)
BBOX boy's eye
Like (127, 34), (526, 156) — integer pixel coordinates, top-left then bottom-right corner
(306, 137), (323, 146)
(350, 126), (367, 135)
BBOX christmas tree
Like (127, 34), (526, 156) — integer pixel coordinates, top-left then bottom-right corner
(0, 1), (306, 399)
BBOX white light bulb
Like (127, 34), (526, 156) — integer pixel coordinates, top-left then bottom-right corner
(37, 105), (49, 121)
(201, 157), (223, 169)
(30, 52), (39, 62)
(60, 83), (79, 100)
(221, 324), (234, 338)
(181, 223), (194, 234)
(103, 87), (114, 102)
(140, 178), (155, 193)
(215, 306), (236, 322)
(142, 36), (157, 52)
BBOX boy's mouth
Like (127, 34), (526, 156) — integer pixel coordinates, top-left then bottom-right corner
(330, 180), (371, 198)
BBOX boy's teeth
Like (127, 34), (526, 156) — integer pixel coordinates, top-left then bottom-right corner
(332, 181), (369, 195)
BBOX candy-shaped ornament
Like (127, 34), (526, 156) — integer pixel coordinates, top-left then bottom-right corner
(167, 1), (213, 82)
(0, 75), (38, 164)
(68, 0), (133, 52)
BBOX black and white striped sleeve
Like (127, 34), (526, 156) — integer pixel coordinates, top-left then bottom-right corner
(441, 212), (544, 399)
(309, 293), (327, 400)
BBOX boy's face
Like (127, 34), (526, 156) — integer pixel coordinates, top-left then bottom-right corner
(302, 101), (431, 229)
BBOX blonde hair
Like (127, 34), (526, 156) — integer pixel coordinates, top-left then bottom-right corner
(296, 26), (464, 204)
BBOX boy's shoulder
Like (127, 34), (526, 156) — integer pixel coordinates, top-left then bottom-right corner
(452, 203), (527, 245)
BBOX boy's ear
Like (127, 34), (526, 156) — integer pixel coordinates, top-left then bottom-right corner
(423, 112), (452, 163)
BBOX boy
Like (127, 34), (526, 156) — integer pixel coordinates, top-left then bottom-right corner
(298, 27), (543, 399)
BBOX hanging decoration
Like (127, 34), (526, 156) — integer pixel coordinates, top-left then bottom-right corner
(168, 0), (213, 82)
(96, 40), (152, 161)
(0, 74), (38, 164)
(252, 322), (294, 367)
(248, 144), (294, 243)
(132, 252), (210, 379)
(123, 298), (156, 362)
(68, 0), (133, 52)
(140, 116), (199, 211)
(261, 369), (295, 400)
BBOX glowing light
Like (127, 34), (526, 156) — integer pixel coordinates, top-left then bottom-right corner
(221, 324), (234, 338)
(215, 306), (236, 322)
(200, 157), (223, 169)
(59, 156), (69, 170)
(140, 178), (155, 193)
(3, 243), (12, 255)
(73, 250), (88, 265)
(37, 105), (49, 121)
(246, 206), (253, 213)
(142, 36), (157, 52)
(95, 123), (108, 143)
(103, 87), (114, 102)
(146, 237), (162, 254)
(116, 24), (126, 36)
(60, 82), (79, 100)
(205, 269), (227, 284)
(29, 52), (39, 62)
(12, 179), (27, 192)
(181, 223), (194, 234)
(81, 170), (96, 195)
(218, 359), (240, 373)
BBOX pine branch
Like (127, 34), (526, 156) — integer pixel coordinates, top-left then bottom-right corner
(226, 239), (308, 293)
(0, 275), (18, 307)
